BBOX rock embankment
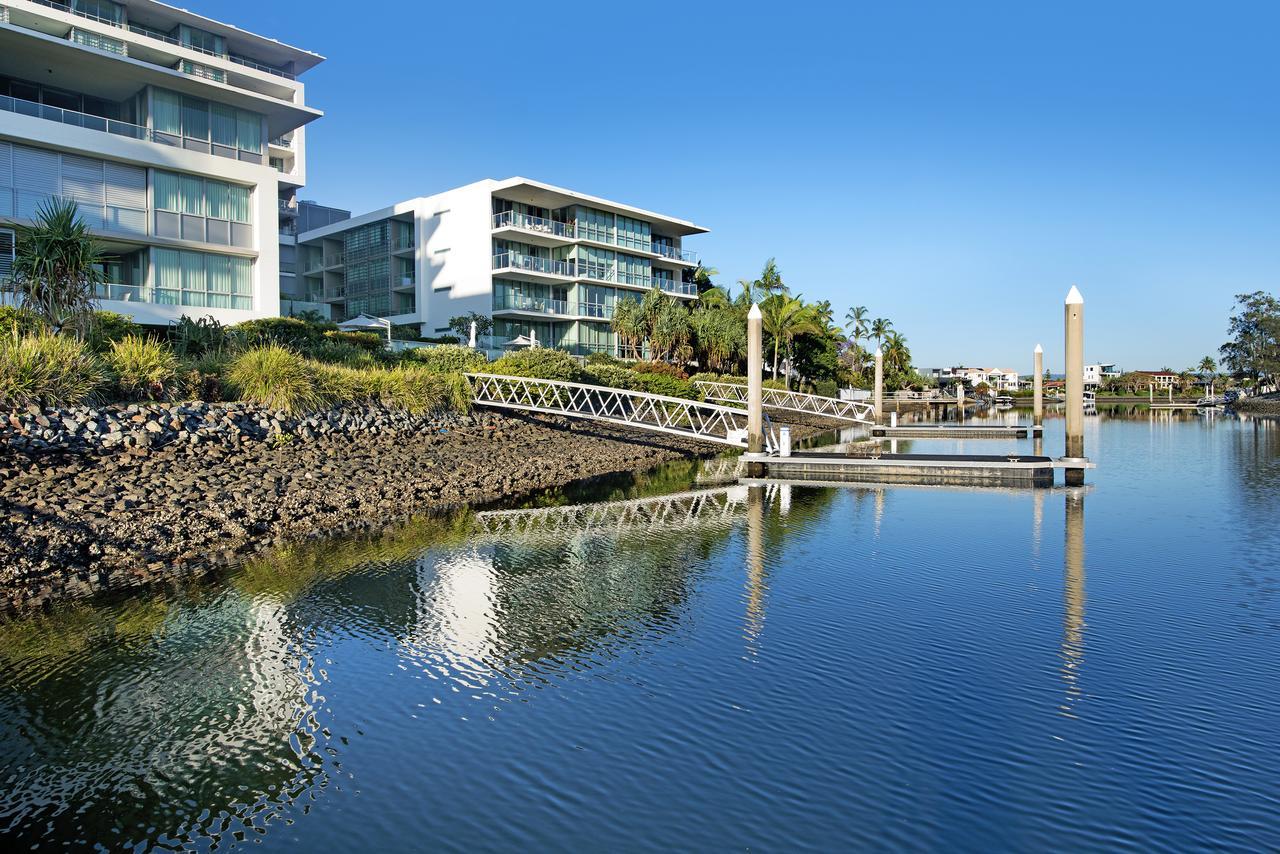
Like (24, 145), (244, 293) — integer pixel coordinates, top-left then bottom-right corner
(0, 402), (740, 611)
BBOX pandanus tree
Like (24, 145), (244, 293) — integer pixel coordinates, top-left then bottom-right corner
(5, 198), (104, 338)
(761, 294), (821, 388)
(610, 296), (646, 359)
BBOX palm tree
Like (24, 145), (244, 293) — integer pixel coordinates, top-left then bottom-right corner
(870, 317), (893, 348)
(883, 331), (911, 376)
(761, 294), (821, 388)
(845, 305), (869, 343)
(1198, 356), (1216, 379)
(6, 198), (104, 338)
(610, 296), (645, 359)
(692, 264), (719, 291)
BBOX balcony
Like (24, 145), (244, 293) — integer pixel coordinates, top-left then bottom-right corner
(493, 294), (569, 316)
(492, 252), (572, 278)
(0, 92), (160, 142)
(653, 243), (698, 263)
(304, 252), (344, 274)
(492, 210), (572, 240)
(578, 302), (613, 319)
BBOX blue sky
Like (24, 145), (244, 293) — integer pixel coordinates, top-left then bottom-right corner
(226, 0), (1276, 372)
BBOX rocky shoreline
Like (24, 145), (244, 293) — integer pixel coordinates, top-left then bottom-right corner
(0, 401), (840, 613)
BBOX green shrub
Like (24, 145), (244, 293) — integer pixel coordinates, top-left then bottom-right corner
(405, 344), (488, 374)
(634, 372), (698, 399)
(0, 306), (44, 338)
(489, 348), (585, 382)
(763, 378), (788, 390)
(178, 351), (232, 402)
(86, 311), (141, 353)
(234, 317), (327, 351)
(324, 330), (385, 352)
(586, 350), (622, 367)
(226, 345), (323, 414)
(378, 365), (470, 413)
(106, 335), (179, 400)
(688, 372), (744, 386)
(170, 315), (236, 359)
(630, 360), (687, 379)
(812, 379), (838, 398)
(585, 363), (642, 390)
(0, 332), (108, 407)
(308, 339), (379, 367)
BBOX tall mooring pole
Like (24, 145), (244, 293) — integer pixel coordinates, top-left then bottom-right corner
(747, 303), (764, 460)
(873, 346), (884, 424)
(1033, 343), (1044, 434)
(1064, 286), (1086, 485)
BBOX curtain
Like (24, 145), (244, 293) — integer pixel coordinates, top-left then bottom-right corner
(179, 175), (204, 215)
(235, 111), (262, 153)
(181, 97), (209, 141)
(153, 171), (180, 212)
(210, 103), (237, 148)
(227, 185), (250, 223)
(205, 180), (228, 220)
(152, 248), (181, 304)
(152, 90), (182, 136)
(206, 255), (231, 307)
(180, 251), (205, 306)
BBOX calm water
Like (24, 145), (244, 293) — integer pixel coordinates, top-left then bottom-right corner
(2, 408), (1279, 851)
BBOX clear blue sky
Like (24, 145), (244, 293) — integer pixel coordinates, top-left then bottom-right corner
(226, 0), (1277, 373)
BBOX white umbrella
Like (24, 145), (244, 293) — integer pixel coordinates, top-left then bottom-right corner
(469, 320), (477, 349)
(337, 313), (391, 345)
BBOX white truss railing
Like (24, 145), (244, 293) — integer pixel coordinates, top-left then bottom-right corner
(695, 381), (875, 425)
(465, 373), (751, 447)
(473, 486), (748, 542)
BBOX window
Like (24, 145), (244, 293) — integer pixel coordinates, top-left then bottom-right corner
(153, 170), (252, 246)
(72, 0), (124, 26)
(179, 25), (225, 57)
(152, 89), (263, 156)
(616, 216), (651, 253)
(71, 28), (127, 55)
(575, 206), (613, 243)
(0, 228), (13, 281)
(152, 248), (252, 309)
(0, 141), (145, 234)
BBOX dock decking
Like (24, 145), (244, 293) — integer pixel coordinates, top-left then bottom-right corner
(746, 451), (1090, 488)
(870, 424), (1032, 439)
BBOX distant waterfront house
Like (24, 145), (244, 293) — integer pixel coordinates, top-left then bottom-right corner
(1134, 370), (1179, 390)
(1083, 363), (1122, 388)
(930, 366), (1021, 391)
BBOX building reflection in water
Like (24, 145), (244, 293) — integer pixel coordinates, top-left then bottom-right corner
(1061, 487), (1087, 717)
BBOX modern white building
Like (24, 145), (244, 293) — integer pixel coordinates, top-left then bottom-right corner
(930, 366), (1021, 392)
(296, 178), (707, 355)
(0, 0), (324, 325)
(1083, 362), (1121, 388)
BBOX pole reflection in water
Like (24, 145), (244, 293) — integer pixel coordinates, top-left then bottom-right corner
(1032, 487), (1044, 559)
(1061, 488), (1087, 717)
(744, 485), (767, 651)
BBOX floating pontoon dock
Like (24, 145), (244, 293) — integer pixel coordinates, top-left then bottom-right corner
(870, 424), (1032, 439)
(744, 452), (1092, 488)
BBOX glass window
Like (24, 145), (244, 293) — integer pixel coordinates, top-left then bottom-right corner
(181, 96), (209, 142)
(152, 90), (182, 135)
(153, 171), (180, 212)
(72, 0), (124, 26)
(236, 112), (262, 153)
(179, 175), (204, 215)
(205, 180), (228, 220)
(153, 248), (181, 304)
(228, 185), (250, 223)
(211, 103), (237, 147)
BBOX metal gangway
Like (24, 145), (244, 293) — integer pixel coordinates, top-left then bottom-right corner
(695, 380), (875, 425)
(473, 485), (751, 543)
(465, 373), (756, 447)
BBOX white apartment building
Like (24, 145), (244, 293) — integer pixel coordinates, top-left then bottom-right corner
(297, 178), (707, 355)
(0, 0), (323, 325)
(1083, 362), (1121, 388)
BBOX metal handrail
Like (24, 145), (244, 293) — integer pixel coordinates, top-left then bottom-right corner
(0, 93), (158, 142)
(492, 252), (572, 277)
(696, 380), (876, 425)
(493, 295), (568, 315)
(491, 210), (572, 238)
(466, 373), (750, 447)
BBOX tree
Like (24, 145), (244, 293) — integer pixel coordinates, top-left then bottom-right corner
(870, 317), (893, 348)
(447, 312), (492, 340)
(845, 305), (869, 343)
(761, 294), (820, 388)
(883, 330), (911, 376)
(1198, 356), (1217, 378)
(611, 296), (645, 359)
(1219, 292), (1280, 390)
(692, 264), (719, 293)
(5, 198), (104, 338)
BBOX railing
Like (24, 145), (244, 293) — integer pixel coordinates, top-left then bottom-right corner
(492, 252), (572, 277)
(30, 0), (122, 29)
(465, 373), (750, 447)
(657, 278), (697, 296)
(653, 243), (698, 263)
(492, 210), (572, 239)
(323, 253), (345, 267)
(180, 60), (227, 83)
(578, 301), (613, 319)
(0, 93), (159, 142)
(278, 200), (299, 216)
(126, 23), (297, 79)
(269, 135), (294, 148)
(229, 54), (295, 80)
(695, 381), (876, 425)
(493, 294), (568, 315)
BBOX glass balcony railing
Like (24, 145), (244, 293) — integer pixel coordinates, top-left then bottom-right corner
(578, 302), (613, 319)
(652, 243), (699, 263)
(659, 279), (698, 296)
(492, 210), (572, 238)
(0, 93), (158, 142)
(492, 252), (572, 277)
(493, 294), (569, 316)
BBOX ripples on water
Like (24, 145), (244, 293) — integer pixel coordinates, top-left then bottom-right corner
(2, 409), (1279, 850)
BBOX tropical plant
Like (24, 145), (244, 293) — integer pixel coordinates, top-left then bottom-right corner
(0, 330), (108, 407)
(404, 343), (488, 374)
(323, 330), (385, 352)
(870, 317), (893, 348)
(169, 315), (235, 359)
(234, 317), (326, 351)
(760, 294), (820, 388)
(611, 296), (646, 359)
(447, 312), (493, 341)
(489, 347), (585, 382)
(85, 311), (141, 353)
(106, 335), (179, 400)
(1198, 356), (1217, 378)
(4, 198), (104, 339)
(226, 344), (325, 414)
(845, 305), (869, 343)
(883, 330), (912, 376)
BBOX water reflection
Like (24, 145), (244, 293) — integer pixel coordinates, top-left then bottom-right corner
(745, 485), (768, 649)
(1061, 488), (1087, 717)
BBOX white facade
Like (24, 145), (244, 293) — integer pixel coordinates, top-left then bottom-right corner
(1083, 362), (1121, 387)
(0, 0), (323, 325)
(934, 366), (1021, 392)
(297, 178), (707, 355)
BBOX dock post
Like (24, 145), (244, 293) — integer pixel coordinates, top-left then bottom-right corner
(873, 346), (884, 424)
(956, 382), (964, 421)
(746, 303), (765, 475)
(1033, 344), (1044, 433)
(1064, 286), (1087, 485)
(1168, 386), (1173, 403)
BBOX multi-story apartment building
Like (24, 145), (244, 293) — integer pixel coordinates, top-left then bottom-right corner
(297, 177), (706, 355)
(1083, 362), (1121, 388)
(279, 198), (347, 318)
(0, 0), (323, 325)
